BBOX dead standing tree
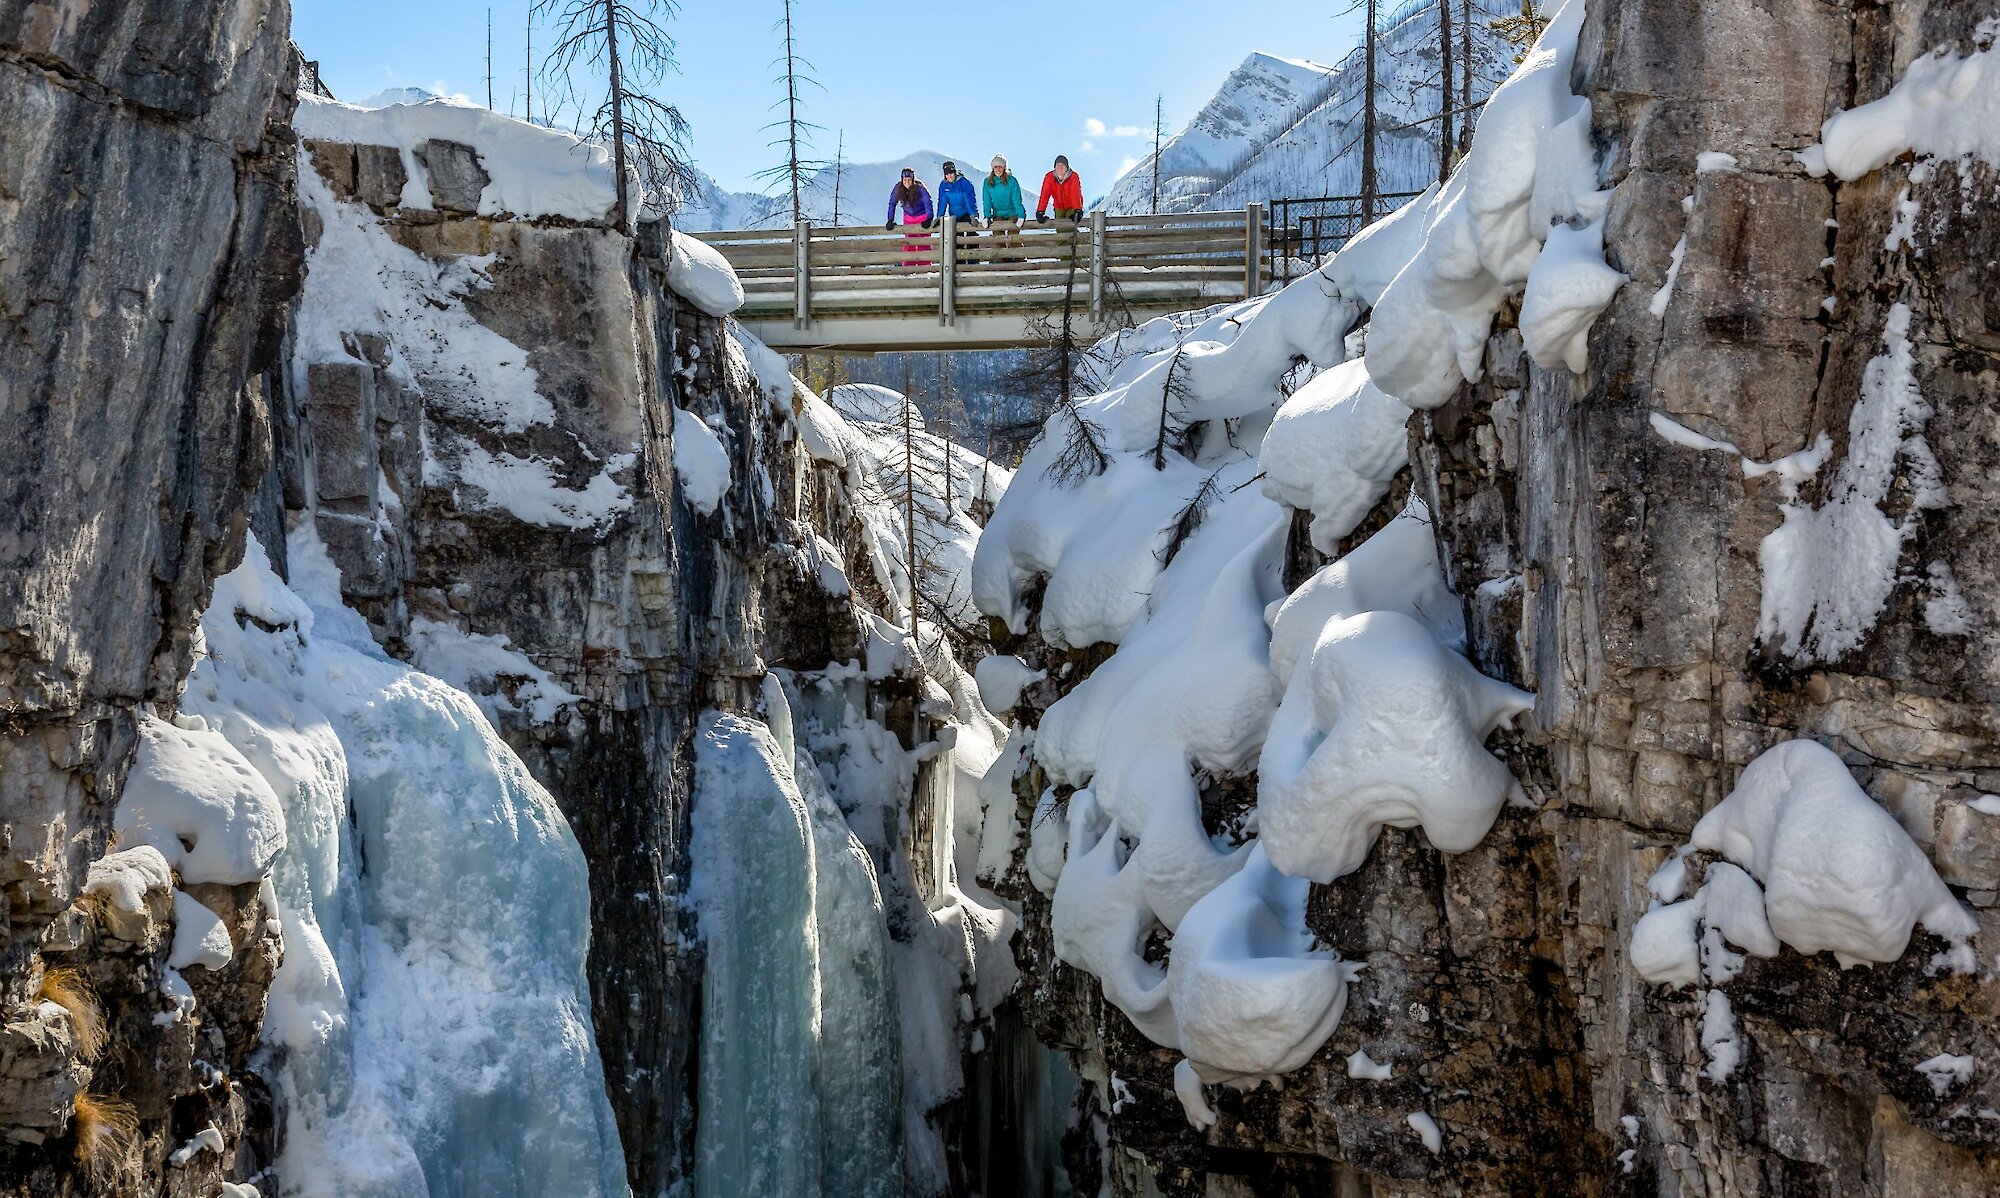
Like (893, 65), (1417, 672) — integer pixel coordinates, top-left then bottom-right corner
(998, 223), (1121, 481)
(753, 0), (825, 223)
(1361, 0), (1379, 224)
(536, 0), (699, 224)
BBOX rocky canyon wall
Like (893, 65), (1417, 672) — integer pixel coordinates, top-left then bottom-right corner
(988, 0), (2000, 1195)
(0, 0), (300, 1189)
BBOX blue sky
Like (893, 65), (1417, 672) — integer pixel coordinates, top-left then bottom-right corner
(293, 0), (1369, 195)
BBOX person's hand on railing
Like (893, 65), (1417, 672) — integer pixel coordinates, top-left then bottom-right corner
(922, 217), (936, 230)
(884, 220), (895, 231)
(1034, 213), (1049, 224)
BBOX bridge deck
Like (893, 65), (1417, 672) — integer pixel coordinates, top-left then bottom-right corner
(691, 209), (1266, 353)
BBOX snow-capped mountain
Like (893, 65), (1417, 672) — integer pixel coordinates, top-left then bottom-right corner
(1102, 0), (1518, 214)
(675, 151), (1012, 231)
(1098, 52), (1336, 214)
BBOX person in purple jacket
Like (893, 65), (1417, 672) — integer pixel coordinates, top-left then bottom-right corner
(885, 167), (935, 266)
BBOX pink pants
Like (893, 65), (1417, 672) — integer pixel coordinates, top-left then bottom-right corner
(902, 213), (933, 267)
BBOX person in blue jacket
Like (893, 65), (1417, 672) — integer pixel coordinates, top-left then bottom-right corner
(934, 160), (980, 263)
(884, 167), (935, 265)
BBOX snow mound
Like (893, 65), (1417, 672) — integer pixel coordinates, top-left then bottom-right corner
(168, 891), (235, 971)
(973, 654), (1045, 715)
(1689, 739), (1975, 967)
(828, 382), (924, 428)
(1337, 0), (1625, 410)
(1258, 606), (1531, 883)
(295, 92), (631, 222)
(673, 406), (733, 515)
(1258, 358), (1411, 554)
(1167, 844), (1352, 1082)
(116, 715), (286, 886)
(1807, 20), (2000, 181)
(1265, 502), (1465, 688)
(84, 847), (172, 916)
(669, 230), (745, 316)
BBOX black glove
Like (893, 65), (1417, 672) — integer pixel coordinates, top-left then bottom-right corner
(922, 217), (936, 230)
(884, 220), (895, 231)
(1035, 213), (1049, 224)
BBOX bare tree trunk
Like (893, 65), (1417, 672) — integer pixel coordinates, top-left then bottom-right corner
(903, 396), (919, 652)
(525, 14), (533, 123)
(486, 8), (494, 110)
(1439, 0), (1455, 182)
(781, 0), (803, 222)
(1460, 0), (1474, 156)
(1151, 94), (1164, 215)
(1361, 0), (1379, 226)
(936, 356), (954, 512)
(602, 0), (630, 223)
(832, 132), (845, 225)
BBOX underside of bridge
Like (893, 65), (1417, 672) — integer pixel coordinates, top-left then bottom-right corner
(733, 307), (1170, 354)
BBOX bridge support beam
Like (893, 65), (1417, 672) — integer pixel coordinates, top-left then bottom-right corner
(1088, 211), (1105, 323)
(793, 220), (810, 328)
(1245, 202), (1263, 297)
(940, 213), (956, 327)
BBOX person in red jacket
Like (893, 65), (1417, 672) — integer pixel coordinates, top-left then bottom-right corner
(1034, 155), (1085, 222)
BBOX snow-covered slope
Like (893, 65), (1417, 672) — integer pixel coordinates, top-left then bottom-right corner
(1103, 1), (1517, 214)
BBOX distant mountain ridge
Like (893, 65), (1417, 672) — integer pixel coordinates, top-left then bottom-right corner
(1102, 2), (1517, 215)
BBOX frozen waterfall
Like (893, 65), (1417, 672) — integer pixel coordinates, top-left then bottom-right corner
(182, 533), (628, 1197)
(689, 680), (905, 1197)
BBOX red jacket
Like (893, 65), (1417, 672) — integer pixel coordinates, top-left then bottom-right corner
(1036, 169), (1085, 215)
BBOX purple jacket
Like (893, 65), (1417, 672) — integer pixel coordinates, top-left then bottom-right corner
(886, 181), (934, 223)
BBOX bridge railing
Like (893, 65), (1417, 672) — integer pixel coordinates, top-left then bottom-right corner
(691, 207), (1266, 331)
(1265, 191), (1426, 284)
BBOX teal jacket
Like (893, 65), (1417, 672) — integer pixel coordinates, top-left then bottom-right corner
(982, 172), (1026, 220)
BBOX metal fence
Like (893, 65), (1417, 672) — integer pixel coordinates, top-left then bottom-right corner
(1265, 191), (1426, 284)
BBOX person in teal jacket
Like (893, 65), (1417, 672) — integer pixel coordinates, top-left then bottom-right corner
(981, 154), (1026, 261)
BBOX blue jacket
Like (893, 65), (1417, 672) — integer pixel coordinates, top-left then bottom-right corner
(936, 175), (979, 219)
(886, 181), (933, 223)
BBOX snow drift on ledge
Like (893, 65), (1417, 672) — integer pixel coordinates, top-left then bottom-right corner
(295, 92), (636, 224)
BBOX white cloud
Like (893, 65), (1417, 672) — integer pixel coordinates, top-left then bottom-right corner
(1118, 155), (1141, 175)
(1080, 140), (1096, 153)
(1082, 117), (1107, 137)
(1112, 125), (1144, 138)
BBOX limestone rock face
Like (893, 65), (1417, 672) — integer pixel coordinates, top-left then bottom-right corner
(0, 0), (300, 1188)
(280, 135), (892, 1191)
(997, 0), (2000, 1194)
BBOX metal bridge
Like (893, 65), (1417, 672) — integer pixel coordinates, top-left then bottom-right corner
(688, 195), (1413, 354)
